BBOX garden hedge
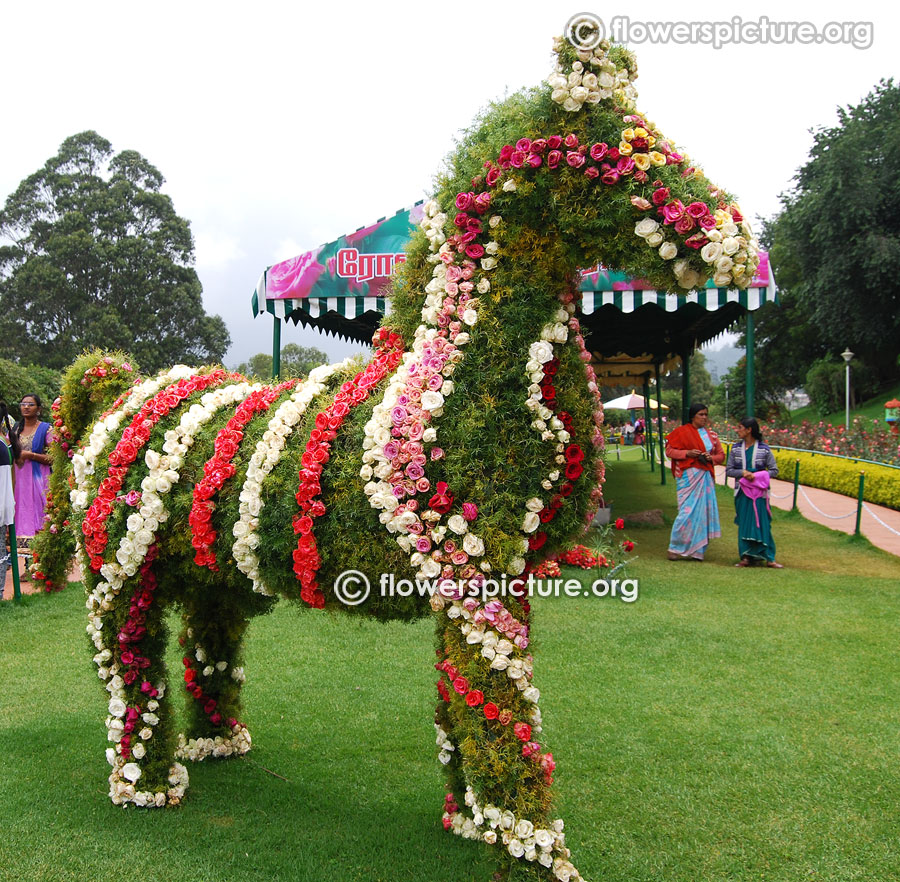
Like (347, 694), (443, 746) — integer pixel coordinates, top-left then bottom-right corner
(770, 448), (900, 511)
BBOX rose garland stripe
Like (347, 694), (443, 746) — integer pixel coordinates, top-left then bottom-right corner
(232, 360), (353, 596)
(190, 379), (298, 571)
(81, 369), (231, 571)
(293, 327), (405, 608)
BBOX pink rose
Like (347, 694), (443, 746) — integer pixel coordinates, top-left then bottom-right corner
(547, 151), (562, 169)
(547, 135), (562, 149)
(510, 151), (525, 168)
(527, 153), (542, 168)
(601, 170), (620, 185)
(590, 142), (608, 161)
(616, 157), (635, 175)
(531, 138), (547, 154)
(564, 133), (579, 148)
(661, 200), (685, 224)
(465, 243), (485, 259)
(686, 201), (710, 219)
(462, 503), (478, 521)
(630, 196), (652, 211)
(699, 215), (717, 230)
(455, 192), (474, 211)
(652, 187), (670, 206)
(486, 167), (501, 187)
(674, 214), (695, 235)
(584, 166), (599, 179)
(473, 192), (491, 213)
(566, 152), (585, 168)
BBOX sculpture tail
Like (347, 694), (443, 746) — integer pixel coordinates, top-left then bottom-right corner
(30, 351), (143, 590)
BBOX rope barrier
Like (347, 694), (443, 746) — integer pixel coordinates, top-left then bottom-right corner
(797, 487), (855, 520)
(861, 503), (900, 538)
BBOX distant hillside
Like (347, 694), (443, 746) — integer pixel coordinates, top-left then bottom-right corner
(701, 344), (744, 384)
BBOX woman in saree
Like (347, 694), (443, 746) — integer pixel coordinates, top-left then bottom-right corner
(11, 394), (54, 570)
(665, 403), (725, 561)
(724, 417), (783, 568)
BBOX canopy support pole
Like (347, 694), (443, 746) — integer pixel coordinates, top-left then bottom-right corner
(272, 315), (282, 379)
(745, 311), (755, 417)
(681, 348), (691, 425)
(655, 363), (666, 486)
(643, 375), (655, 473)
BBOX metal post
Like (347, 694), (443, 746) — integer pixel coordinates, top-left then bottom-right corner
(681, 349), (691, 426)
(9, 521), (21, 601)
(855, 472), (865, 536)
(745, 312), (755, 418)
(643, 376), (655, 472)
(655, 362), (666, 486)
(845, 362), (851, 430)
(792, 460), (800, 512)
(272, 316), (282, 379)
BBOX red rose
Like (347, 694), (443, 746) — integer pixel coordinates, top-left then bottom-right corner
(465, 690), (484, 707)
(514, 722), (532, 741)
(465, 243), (485, 259)
(483, 702), (500, 720)
(615, 518), (625, 530)
(528, 532), (547, 551)
(565, 462), (584, 480)
(623, 540), (635, 552)
(565, 444), (584, 463)
(452, 676), (469, 694)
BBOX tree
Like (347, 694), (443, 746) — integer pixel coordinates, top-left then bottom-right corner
(235, 343), (328, 379)
(0, 131), (230, 373)
(768, 80), (900, 380)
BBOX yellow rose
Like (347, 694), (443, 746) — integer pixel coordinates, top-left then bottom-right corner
(633, 153), (651, 171)
(622, 128), (635, 141)
(634, 127), (648, 138)
(647, 135), (656, 147)
(649, 151), (667, 167)
(618, 141), (633, 155)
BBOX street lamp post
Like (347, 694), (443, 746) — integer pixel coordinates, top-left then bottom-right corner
(724, 380), (729, 420)
(841, 348), (854, 430)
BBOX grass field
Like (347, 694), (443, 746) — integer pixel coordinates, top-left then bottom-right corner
(2, 458), (899, 882)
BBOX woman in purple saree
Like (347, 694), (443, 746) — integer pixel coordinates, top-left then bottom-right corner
(12, 393), (54, 547)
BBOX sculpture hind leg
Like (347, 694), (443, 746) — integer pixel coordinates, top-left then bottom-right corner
(174, 584), (264, 762)
(433, 599), (584, 881)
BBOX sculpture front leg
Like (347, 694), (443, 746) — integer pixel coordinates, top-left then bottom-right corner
(433, 596), (584, 881)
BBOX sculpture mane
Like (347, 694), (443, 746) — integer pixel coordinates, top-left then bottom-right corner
(35, 26), (757, 882)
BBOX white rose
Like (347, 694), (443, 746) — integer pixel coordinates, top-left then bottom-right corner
(508, 839), (525, 858)
(462, 309), (478, 326)
(646, 232), (663, 247)
(658, 242), (678, 260)
(108, 697), (127, 718)
(535, 829), (554, 849)
(420, 391), (444, 411)
(462, 533), (485, 556)
(715, 255), (734, 274)
(522, 512), (540, 533)
(500, 811), (516, 830)
(634, 218), (659, 238)
(447, 515), (468, 535)
(700, 241), (723, 263)
(121, 762), (142, 783)
(722, 236), (740, 255)
(132, 743), (146, 760)
(483, 831), (498, 845)
(508, 557), (526, 575)
(515, 820), (535, 839)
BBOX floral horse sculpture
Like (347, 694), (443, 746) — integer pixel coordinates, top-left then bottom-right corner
(36, 25), (757, 882)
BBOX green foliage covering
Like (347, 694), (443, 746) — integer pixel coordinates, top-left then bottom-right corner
(771, 448), (900, 510)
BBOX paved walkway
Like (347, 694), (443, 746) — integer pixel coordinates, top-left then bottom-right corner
(714, 465), (900, 558)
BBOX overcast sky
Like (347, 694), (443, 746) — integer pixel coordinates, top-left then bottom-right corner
(2, 1), (895, 365)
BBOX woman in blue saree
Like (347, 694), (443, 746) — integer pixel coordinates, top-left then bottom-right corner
(665, 403), (725, 561)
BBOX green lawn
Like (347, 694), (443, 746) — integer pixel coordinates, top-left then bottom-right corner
(2, 459), (899, 881)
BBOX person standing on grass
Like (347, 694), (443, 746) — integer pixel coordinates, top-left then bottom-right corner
(665, 403), (725, 561)
(0, 401), (20, 595)
(11, 393), (54, 577)
(725, 417), (784, 568)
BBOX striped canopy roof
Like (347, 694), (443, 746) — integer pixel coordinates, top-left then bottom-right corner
(251, 203), (777, 381)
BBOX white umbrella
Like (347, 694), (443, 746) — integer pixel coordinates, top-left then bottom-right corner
(603, 390), (668, 410)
